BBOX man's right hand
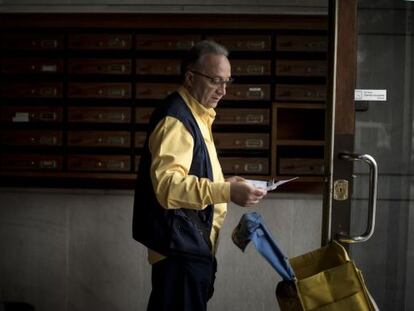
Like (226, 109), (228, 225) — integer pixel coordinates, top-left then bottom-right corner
(229, 180), (267, 207)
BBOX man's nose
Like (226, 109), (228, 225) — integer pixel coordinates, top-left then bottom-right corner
(217, 83), (227, 96)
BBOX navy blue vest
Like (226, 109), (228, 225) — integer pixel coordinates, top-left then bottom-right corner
(133, 92), (214, 258)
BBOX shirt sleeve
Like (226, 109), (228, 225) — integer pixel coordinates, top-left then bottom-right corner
(149, 116), (230, 210)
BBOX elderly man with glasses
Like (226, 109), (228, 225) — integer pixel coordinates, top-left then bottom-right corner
(133, 40), (267, 311)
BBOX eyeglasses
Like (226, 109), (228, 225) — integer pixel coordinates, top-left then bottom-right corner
(190, 70), (234, 86)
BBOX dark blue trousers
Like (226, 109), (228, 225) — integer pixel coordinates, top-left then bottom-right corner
(147, 255), (216, 311)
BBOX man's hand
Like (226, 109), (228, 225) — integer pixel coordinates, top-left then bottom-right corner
(228, 176), (267, 207)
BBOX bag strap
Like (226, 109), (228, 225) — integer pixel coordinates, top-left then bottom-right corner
(184, 209), (213, 251)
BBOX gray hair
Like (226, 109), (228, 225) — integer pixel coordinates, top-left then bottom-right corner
(180, 40), (229, 79)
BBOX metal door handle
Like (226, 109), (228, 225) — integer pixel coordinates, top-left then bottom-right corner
(337, 153), (378, 243)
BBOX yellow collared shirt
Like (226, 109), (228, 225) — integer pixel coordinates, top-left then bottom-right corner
(147, 86), (230, 264)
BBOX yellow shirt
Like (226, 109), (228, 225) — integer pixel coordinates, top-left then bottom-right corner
(147, 86), (230, 264)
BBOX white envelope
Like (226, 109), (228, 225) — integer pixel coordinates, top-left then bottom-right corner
(246, 177), (299, 191)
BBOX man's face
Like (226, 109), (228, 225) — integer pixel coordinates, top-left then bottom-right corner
(185, 53), (232, 109)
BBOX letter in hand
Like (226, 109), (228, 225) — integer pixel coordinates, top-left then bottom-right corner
(228, 176), (267, 207)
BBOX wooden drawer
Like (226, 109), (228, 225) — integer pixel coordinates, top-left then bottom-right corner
(279, 158), (324, 175)
(134, 131), (147, 148)
(0, 33), (64, 50)
(135, 107), (155, 124)
(0, 130), (62, 146)
(215, 108), (269, 125)
(207, 35), (271, 51)
(220, 157), (269, 175)
(0, 58), (64, 74)
(136, 59), (181, 75)
(0, 154), (62, 170)
(275, 84), (326, 102)
(68, 83), (131, 99)
(68, 131), (131, 148)
(136, 83), (178, 99)
(214, 133), (269, 150)
(68, 107), (131, 123)
(276, 35), (328, 52)
(68, 59), (132, 75)
(68, 155), (131, 172)
(68, 34), (132, 50)
(277, 108), (325, 141)
(136, 34), (201, 50)
(231, 60), (271, 76)
(0, 83), (63, 98)
(276, 60), (327, 77)
(0, 106), (62, 123)
(225, 84), (270, 101)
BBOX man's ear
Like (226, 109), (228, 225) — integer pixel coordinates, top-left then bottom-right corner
(184, 71), (193, 87)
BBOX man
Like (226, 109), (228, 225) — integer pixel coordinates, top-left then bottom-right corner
(133, 40), (267, 311)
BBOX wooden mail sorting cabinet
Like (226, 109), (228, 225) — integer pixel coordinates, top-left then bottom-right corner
(0, 14), (328, 191)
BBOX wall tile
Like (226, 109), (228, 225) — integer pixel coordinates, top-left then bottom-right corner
(0, 193), (68, 310)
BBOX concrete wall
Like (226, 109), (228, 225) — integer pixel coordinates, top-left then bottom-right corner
(0, 189), (322, 311)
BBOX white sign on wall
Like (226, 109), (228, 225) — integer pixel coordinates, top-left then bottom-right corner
(354, 89), (387, 101)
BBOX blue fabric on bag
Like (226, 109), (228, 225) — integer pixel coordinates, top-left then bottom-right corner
(232, 212), (296, 281)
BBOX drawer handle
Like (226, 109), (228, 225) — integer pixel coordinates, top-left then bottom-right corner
(176, 41), (195, 49)
(98, 113), (126, 121)
(246, 114), (264, 124)
(39, 136), (58, 145)
(108, 38), (126, 48)
(109, 64), (126, 73)
(246, 65), (265, 74)
(39, 112), (57, 121)
(244, 163), (263, 173)
(41, 64), (58, 72)
(245, 139), (264, 148)
(97, 88), (127, 97)
(106, 136), (126, 145)
(108, 88), (126, 96)
(40, 87), (58, 97)
(40, 40), (58, 49)
(247, 88), (264, 99)
(247, 41), (265, 49)
(40, 160), (57, 169)
(106, 160), (126, 170)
